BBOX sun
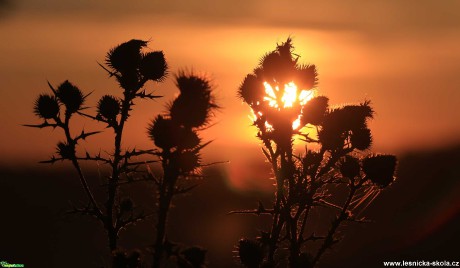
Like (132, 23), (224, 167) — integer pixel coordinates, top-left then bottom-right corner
(261, 81), (315, 130)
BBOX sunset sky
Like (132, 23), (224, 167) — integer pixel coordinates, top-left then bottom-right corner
(1, 1), (460, 186)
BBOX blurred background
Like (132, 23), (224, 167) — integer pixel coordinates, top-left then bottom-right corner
(1, 0), (459, 267)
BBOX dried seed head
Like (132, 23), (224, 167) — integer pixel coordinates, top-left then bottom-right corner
(323, 102), (373, 133)
(116, 71), (140, 93)
(171, 150), (200, 173)
(106, 39), (147, 74)
(171, 72), (218, 128)
(295, 64), (318, 90)
(34, 94), (59, 119)
(318, 127), (344, 151)
(340, 156), (361, 179)
(178, 128), (201, 150)
(139, 51), (168, 82)
(97, 95), (120, 120)
(260, 40), (296, 84)
(237, 238), (264, 268)
(238, 74), (265, 106)
(56, 80), (84, 114)
(363, 154), (397, 188)
(56, 142), (75, 159)
(351, 127), (372, 150)
(301, 96), (329, 126)
(148, 115), (181, 150)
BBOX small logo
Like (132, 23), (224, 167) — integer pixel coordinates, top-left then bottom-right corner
(0, 261), (25, 268)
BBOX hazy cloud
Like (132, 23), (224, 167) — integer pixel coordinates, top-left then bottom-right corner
(13, 0), (460, 37)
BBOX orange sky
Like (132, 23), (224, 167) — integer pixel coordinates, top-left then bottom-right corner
(1, 1), (460, 188)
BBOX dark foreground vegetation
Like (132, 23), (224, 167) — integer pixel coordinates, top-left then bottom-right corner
(1, 144), (460, 267)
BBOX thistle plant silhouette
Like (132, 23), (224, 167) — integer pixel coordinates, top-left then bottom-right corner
(26, 39), (217, 267)
(147, 71), (218, 268)
(234, 38), (397, 268)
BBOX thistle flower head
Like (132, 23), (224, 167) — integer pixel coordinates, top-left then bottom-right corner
(363, 154), (397, 188)
(323, 102), (373, 133)
(34, 94), (59, 119)
(170, 72), (218, 128)
(178, 128), (201, 150)
(351, 127), (372, 150)
(239, 38), (318, 139)
(139, 51), (168, 82)
(148, 115), (181, 150)
(301, 96), (329, 126)
(340, 156), (361, 179)
(170, 150), (201, 173)
(259, 38), (298, 84)
(55, 80), (84, 114)
(318, 127), (345, 151)
(106, 39), (147, 75)
(97, 95), (120, 120)
(56, 141), (75, 159)
(238, 74), (266, 106)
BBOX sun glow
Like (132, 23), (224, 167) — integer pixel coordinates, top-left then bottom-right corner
(263, 82), (314, 109)
(258, 81), (315, 130)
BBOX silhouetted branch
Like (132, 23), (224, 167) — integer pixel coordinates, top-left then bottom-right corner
(228, 201), (275, 216)
(39, 156), (64, 164)
(74, 130), (102, 142)
(135, 89), (162, 100)
(23, 121), (59, 129)
(97, 61), (121, 79)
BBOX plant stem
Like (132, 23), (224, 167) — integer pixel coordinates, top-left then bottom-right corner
(106, 93), (132, 251)
(312, 184), (357, 266)
(60, 116), (102, 218)
(153, 154), (177, 268)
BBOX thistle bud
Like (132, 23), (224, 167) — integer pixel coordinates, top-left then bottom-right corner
(97, 95), (120, 120)
(260, 48), (295, 84)
(139, 51), (168, 82)
(106, 39), (147, 74)
(170, 150), (200, 173)
(171, 73), (218, 128)
(340, 156), (360, 179)
(56, 142), (75, 159)
(178, 128), (201, 149)
(238, 74), (265, 106)
(237, 238), (264, 268)
(34, 94), (59, 119)
(351, 127), (372, 150)
(363, 154), (397, 188)
(170, 94), (210, 128)
(318, 128), (344, 151)
(301, 96), (329, 126)
(295, 64), (318, 90)
(147, 115), (180, 150)
(56, 80), (84, 114)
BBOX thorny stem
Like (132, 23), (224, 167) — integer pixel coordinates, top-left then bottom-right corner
(153, 152), (177, 268)
(106, 92), (133, 251)
(266, 135), (295, 262)
(312, 183), (357, 266)
(59, 115), (103, 218)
